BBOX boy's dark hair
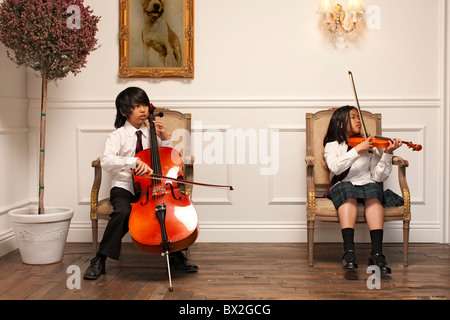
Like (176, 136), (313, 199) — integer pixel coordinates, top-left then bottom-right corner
(114, 87), (150, 128)
(323, 105), (357, 146)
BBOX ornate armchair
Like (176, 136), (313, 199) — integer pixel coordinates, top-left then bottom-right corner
(305, 109), (411, 267)
(89, 108), (194, 253)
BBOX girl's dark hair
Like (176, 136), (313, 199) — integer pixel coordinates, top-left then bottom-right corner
(323, 105), (357, 146)
(114, 87), (150, 128)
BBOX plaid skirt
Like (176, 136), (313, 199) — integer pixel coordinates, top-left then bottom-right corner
(327, 181), (403, 210)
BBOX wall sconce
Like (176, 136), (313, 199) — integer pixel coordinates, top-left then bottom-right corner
(317, 0), (365, 43)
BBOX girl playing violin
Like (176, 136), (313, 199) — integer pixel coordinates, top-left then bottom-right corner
(323, 105), (402, 274)
(84, 87), (198, 280)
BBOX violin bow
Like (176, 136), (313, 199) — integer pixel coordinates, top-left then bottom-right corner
(348, 71), (369, 139)
(141, 172), (234, 190)
(348, 71), (423, 152)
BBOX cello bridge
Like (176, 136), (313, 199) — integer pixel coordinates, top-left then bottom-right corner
(152, 186), (166, 197)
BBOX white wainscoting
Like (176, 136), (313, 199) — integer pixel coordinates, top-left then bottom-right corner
(23, 97), (444, 244)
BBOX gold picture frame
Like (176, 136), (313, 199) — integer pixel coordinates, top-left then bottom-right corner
(119, 0), (194, 78)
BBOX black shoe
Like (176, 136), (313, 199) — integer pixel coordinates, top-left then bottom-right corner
(83, 257), (106, 280)
(368, 253), (392, 274)
(342, 250), (358, 270)
(169, 251), (199, 273)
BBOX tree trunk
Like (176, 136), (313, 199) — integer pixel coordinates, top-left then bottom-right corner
(38, 73), (48, 215)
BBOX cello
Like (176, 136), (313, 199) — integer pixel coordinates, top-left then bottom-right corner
(347, 71), (422, 152)
(129, 104), (232, 291)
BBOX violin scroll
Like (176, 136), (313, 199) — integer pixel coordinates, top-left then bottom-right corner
(405, 142), (422, 151)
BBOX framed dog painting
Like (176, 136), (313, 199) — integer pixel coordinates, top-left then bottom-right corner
(119, 0), (194, 78)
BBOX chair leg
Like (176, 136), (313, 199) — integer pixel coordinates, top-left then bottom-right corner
(92, 219), (98, 254)
(403, 220), (410, 267)
(307, 220), (315, 267)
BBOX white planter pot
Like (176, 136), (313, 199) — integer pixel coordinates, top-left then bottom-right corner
(8, 207), (74, 265)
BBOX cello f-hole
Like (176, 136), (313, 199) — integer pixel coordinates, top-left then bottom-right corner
(141, 184), (152, 206)
(166, 182), (182, 201)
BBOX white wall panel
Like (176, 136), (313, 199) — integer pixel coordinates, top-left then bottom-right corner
(268, 125), (305, 205)
(76, 126), (114, 204)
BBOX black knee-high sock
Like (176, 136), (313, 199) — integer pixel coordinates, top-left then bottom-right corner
(370, 229), (383, 255)
(341, 228), (355, 252)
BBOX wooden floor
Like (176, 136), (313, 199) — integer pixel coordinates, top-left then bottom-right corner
(0, 242), (449, 300)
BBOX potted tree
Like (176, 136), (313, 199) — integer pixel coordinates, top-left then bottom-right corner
(0, 0), (100, 264)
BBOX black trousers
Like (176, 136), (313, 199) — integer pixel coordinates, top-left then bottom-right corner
(98, 187), (137, 260)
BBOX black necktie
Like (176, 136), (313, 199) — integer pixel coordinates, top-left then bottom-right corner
(135, 130), (143, 154)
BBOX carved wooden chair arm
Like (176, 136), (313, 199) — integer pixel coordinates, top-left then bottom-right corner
(305, 156), (316, 188)
(392, 156), (409, 168)
(305, 156), (316, 218)
(305, 156), (315, 167)
(90, 157), (102, 221)
(391, 156), (411, 220)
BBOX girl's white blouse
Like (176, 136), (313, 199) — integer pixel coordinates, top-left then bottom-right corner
(324, 141), (393, 187)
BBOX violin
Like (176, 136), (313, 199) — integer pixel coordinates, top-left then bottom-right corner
(347, 71), (422, 152)
(129, 104), (232, 291)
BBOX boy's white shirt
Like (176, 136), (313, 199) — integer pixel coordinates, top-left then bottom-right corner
(101, 121), (172, 195)
(324, 141), (393, 187)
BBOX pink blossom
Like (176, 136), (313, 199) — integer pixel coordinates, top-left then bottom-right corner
(0, 0), (101, 81)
